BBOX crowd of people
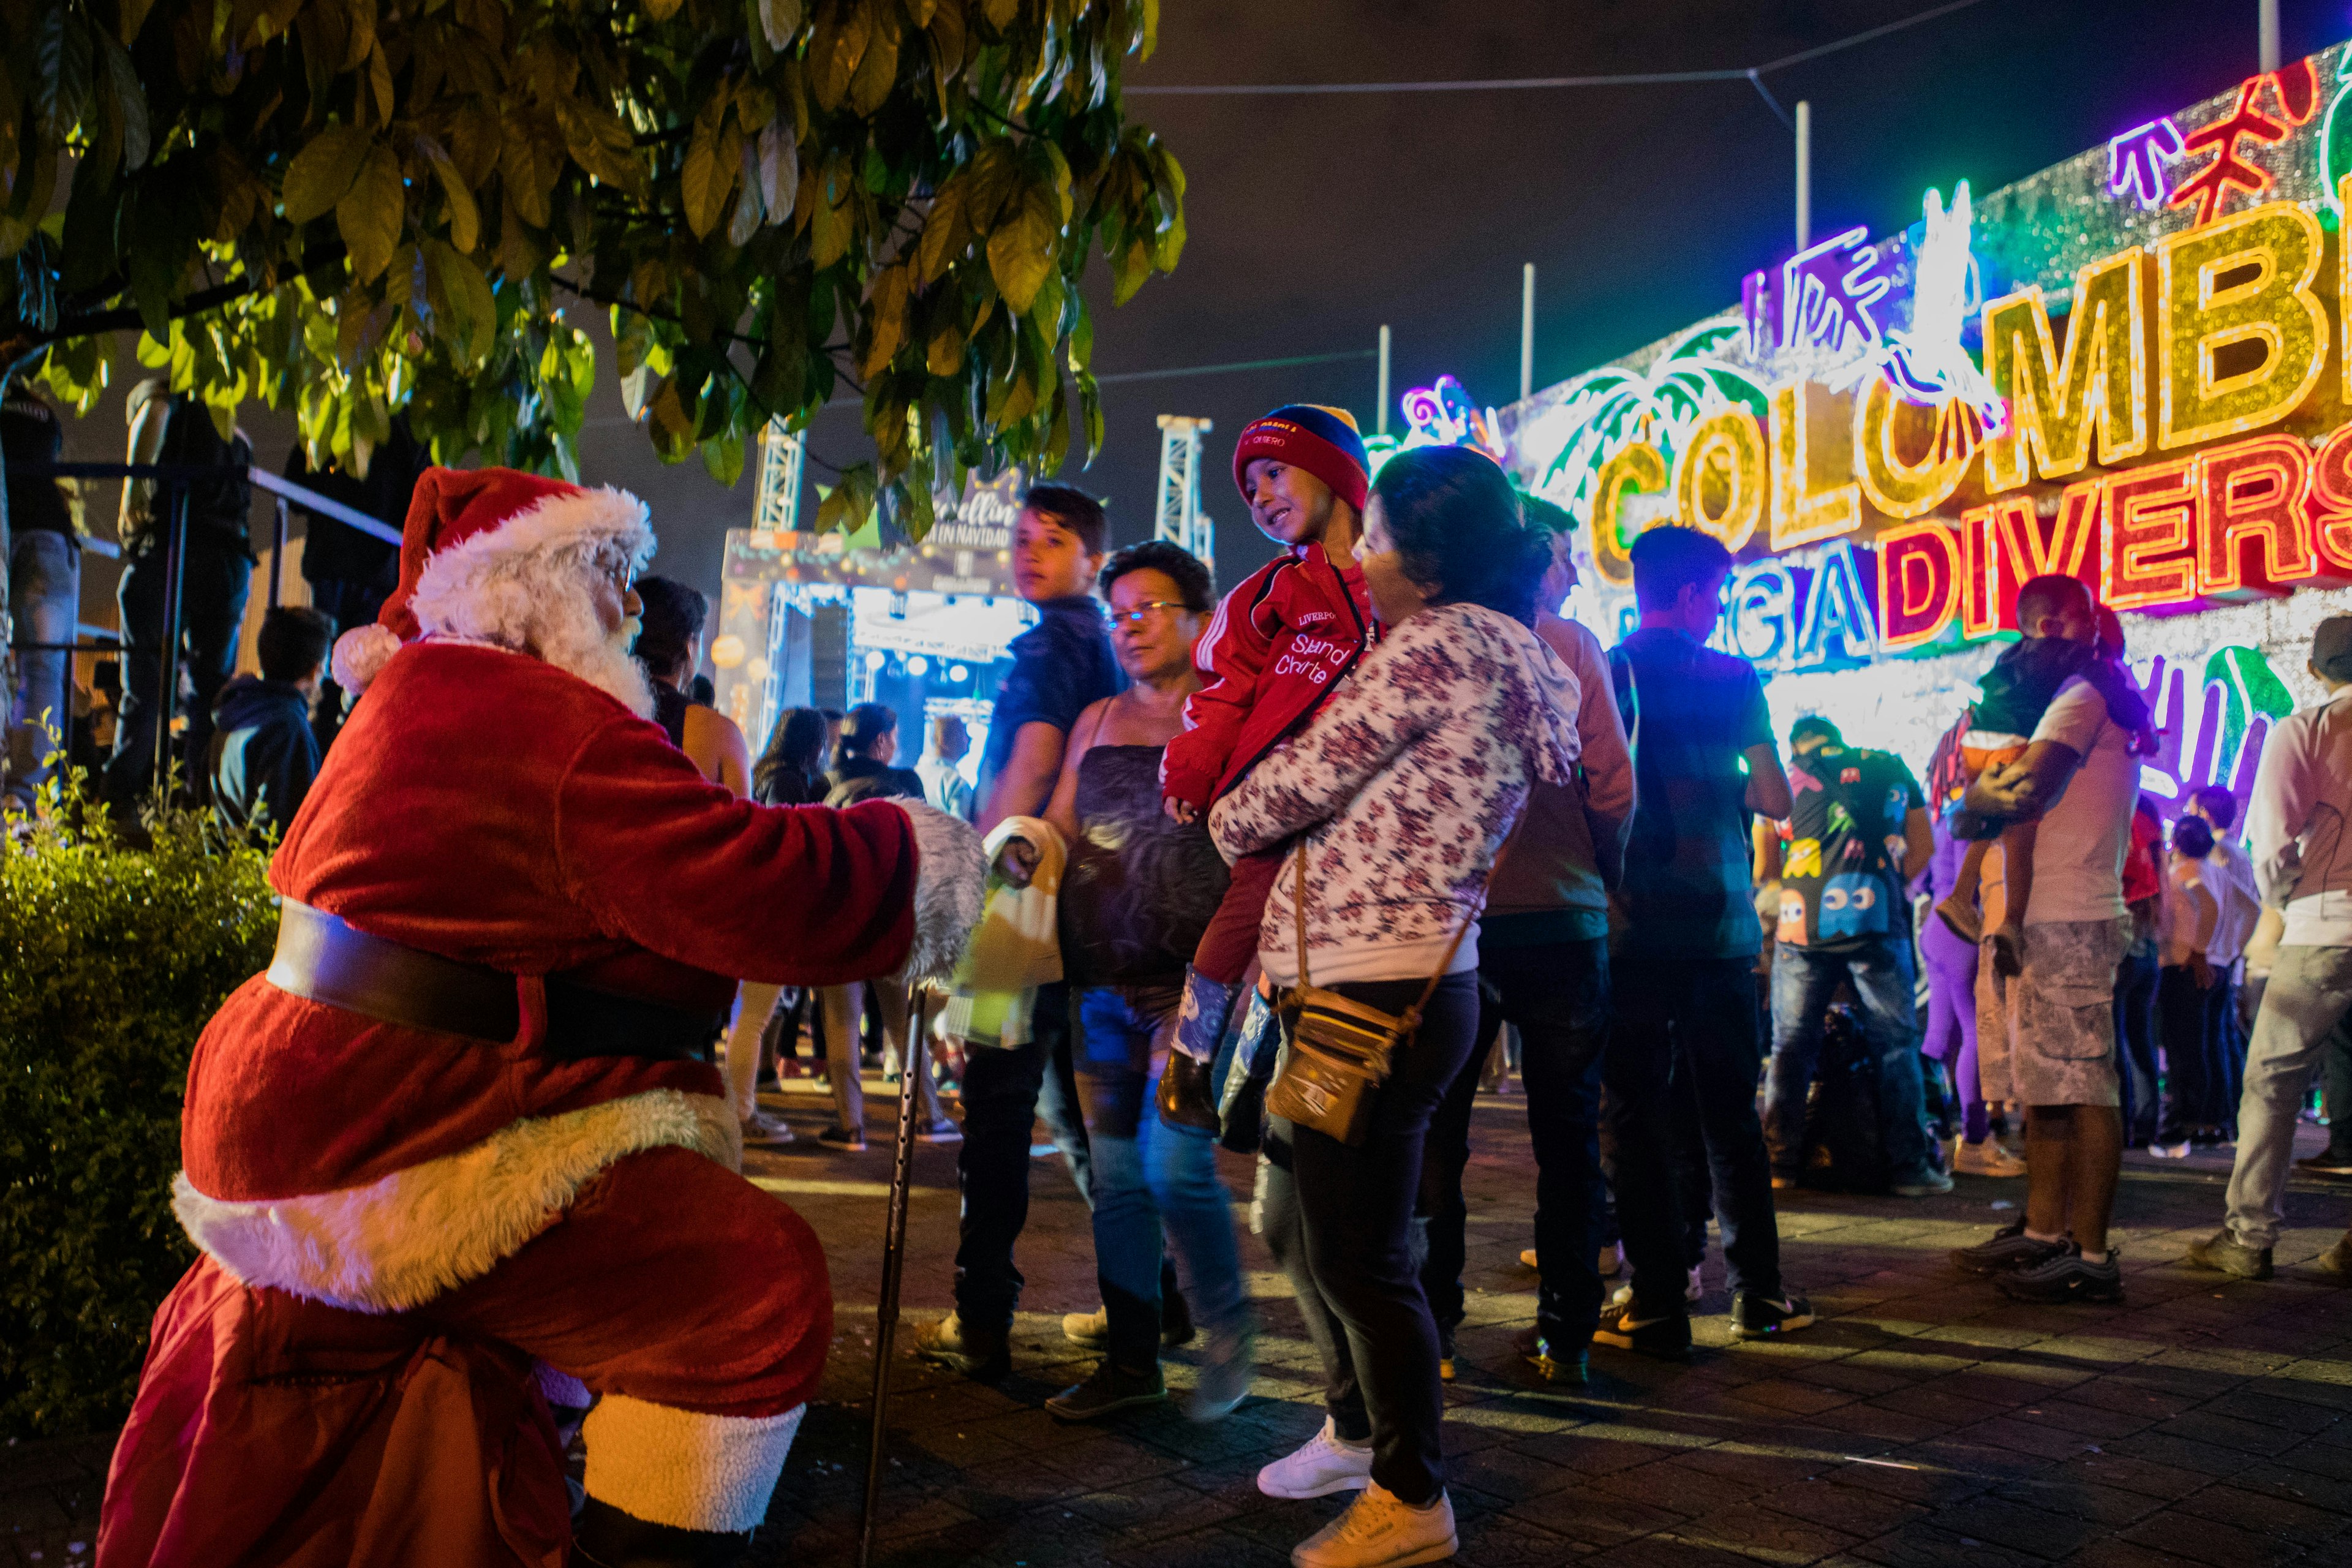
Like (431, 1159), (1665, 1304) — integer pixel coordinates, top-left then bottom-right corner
(709, 402), (2352, 1566)
(17, 389), (2352, 1568)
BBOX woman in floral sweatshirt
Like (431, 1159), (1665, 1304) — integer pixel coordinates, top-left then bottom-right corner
(1208, 445), (1579, 1568)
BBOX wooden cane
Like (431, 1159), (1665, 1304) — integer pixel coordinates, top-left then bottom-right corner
(857, 984), (931, 1568)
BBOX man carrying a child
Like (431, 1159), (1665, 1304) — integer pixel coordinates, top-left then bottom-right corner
(1948, 575), (2152, 1303)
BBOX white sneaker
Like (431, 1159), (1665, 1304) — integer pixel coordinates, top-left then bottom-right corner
(739, 1109), (795, 1145)
(1257, 1417), (1375, 1499)
(1954, 1139), (2026, 1177)
(1290, 1480), (1457, 1567)
(1609, 1264), (1703, 1310)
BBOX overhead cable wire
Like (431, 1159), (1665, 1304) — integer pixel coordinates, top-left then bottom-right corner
(1123, 0), (1988, 99)
(805, 348), (1378, 409)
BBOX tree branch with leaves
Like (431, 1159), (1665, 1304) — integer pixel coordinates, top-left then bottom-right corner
(0, 0), (1185, 534)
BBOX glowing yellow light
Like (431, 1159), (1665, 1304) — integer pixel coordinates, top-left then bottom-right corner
(2309, 424), (2352, 571)
(1770, 380), (1861, 551)
(1671, 405), (1766, 552)
(1853, 377), (1976, 519)
(2103, 456), (2200, 609)
(2196, 432), (2316, 595)
(1979, 249), (2149, 494)
(2156, 202), (2326, 451)
(1589, 442), (1668, 586)
(1992, 481), (2102, 584)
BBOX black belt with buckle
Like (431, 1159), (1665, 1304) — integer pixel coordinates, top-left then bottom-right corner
(268, 899), (722, 1062)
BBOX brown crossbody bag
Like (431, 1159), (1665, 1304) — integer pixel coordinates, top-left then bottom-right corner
(1265, 842), (1485, 1146)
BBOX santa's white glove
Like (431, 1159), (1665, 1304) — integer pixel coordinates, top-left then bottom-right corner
(886, 799), (988, 987)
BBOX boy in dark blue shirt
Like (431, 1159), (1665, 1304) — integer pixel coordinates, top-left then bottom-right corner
(210, 606), (331, 833)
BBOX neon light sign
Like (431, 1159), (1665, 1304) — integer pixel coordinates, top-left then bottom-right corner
(2108, 119), (2184, 210)
(1779, 227), (1896, 362)
(2168, 66), (2316, 224)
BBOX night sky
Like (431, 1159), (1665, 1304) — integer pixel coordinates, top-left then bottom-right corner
(52, 1), (2352, 607)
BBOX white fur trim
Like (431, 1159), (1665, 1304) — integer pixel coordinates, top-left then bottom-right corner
(582, 1396), (805, 1533)
(172, 1090), (737, 1313)
(407, 485), (658, 719)
(331, 622), (402, 694)
(889, 799), (987, 986)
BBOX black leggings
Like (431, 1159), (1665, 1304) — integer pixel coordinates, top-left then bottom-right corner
(1287, 971), (1481, 1507)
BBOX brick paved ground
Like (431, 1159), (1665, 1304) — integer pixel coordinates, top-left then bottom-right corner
(10, 1072), (2352, 1567)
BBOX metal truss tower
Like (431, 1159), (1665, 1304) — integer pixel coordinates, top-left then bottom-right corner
(753, 418), (805, 531)
(1154, 414), (1214, 573)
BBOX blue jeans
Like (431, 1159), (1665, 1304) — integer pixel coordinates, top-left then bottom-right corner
(950, 982), (1091, 1332)
(6, 529), (78, 801)
(1074, 984), (1248, 1371)
(1764, 935), (1935, 1183)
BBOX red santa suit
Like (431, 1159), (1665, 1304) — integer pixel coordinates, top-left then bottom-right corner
(97, 469), (982, 1568)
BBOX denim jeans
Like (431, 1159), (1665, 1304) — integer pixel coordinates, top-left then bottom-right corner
(1074, 984), (1248, 1372)
(107, 530), (251, 808)
(1607, 955), (1784, 1313)
(2226, 946), (2352, 1248)
(1288, 971), (1480, 1507)
(1421, 939), (1611, 1352)
(2113, 941), (2162, 1144)
(951, 981), (1091, 1331)
(1764, 936), (1935, 1182)
(5, 529), (78, 801)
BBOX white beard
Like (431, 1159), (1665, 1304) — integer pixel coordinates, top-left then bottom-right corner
(408, 545), (657, 720)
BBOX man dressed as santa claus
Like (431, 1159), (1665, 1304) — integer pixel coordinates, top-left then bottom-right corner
(97, 467), (984, 1568)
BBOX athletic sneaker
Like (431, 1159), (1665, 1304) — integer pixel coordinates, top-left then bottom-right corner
(1950, 1218), (2070, 1275)
(1591, 1298), (1691, 1360)
(1062, 1302), (1196, 1351)
(1289, 1480), (1457, 1568)
(739, 1109), (796, 1146)
(1045, 1360), (1167, 1421)
(2184, 1230), (2273, 1280)
(1891, 1166), (1955, 1197)
(1189, 1329), (1253, 1422)
(816, 1123), (865, 1152)
(2149, 1139), (2193, 1159)
(1730, 1291), (1815, 1339)
(916, 1117), (962, 1144)
(912, 1311), (1009, 1381)
(1995, 1242), (2124, 1303)
(2296, 1148), (2352, 1177)
(1608, 1264), (1703, 1309)
(1513, 1326), (1589, 1386)
(1259, 1419), (1374, 1500)
(2317, 1232), (2352, 1279)
(1954, 1139), (2027, 1178)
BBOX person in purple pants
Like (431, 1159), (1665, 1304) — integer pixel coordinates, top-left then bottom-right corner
(1916, 818), (2025, 1177)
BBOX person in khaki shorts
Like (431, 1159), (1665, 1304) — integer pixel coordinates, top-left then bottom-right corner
(1947, 576), (2143, 1303)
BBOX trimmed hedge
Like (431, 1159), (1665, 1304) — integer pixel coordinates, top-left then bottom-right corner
(1, 785), (274, 1438)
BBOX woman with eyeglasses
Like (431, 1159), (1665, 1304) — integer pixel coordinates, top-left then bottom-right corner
(1208, 445), (1578, 1567)
(992, 540), (1258, 1423)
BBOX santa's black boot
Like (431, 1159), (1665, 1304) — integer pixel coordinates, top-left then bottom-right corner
(571, 1497), (751, 1568)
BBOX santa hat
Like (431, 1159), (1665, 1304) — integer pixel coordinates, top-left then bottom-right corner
(1232, 404), (1370, 514)
(331, 467), (654, 693)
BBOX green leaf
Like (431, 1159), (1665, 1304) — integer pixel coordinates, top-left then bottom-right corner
(848, 4), (902, 117)
(423, 143), (480, 255)
(334, 144), (404, 283)
(1110, 236), (1150, 305)
(982, 0), (1016, 28)
(422, 238), (496, 366)
(914, 177), (966, 285)
(861, 263), (909, 380)
(810, 0), (873, 112)
(985, 181), (1057, 315)
(282, 123), (372, 225)
(644, 0), (685, 18)
(759, 0), (804, 50)
(96, 32), (148, 171)
(702, 429), (746, 486)
(756, 123), (797, 224)
(682, 119), (736, 238)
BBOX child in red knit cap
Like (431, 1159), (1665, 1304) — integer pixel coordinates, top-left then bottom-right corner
(1156, 405), (1378, 1128)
